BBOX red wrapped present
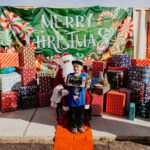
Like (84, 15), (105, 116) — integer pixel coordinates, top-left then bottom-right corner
(131, 59), (150, 66)
(91, 94), (103, 116)
(18, 45), (35, 68)
(19, 68), (36, 86)
(37, 72), (53, 92)
(38, 91), (52, 107)
(92, 61), (107, 77)
(0, 53), (19, 68)
(106, 90), (126, 116)
(108, 66), (128, 71)
(0, 91), (18, 113)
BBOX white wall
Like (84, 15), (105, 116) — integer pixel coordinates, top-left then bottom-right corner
(0, 0), (150, 8)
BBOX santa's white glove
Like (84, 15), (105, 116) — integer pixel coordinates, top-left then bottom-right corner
(61, 89), (69, 96)
(51, 101), (57, 108)
(63, 106), (69, 111)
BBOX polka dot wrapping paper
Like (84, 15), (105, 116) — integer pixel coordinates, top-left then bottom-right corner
(0, 91), (18, 113)
(92, 61), (107, 78)
(18, 46), (35, 68)
(112, 54), (131, 67)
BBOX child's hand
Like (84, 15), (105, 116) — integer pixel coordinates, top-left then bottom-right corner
(61, 89), (69, 96)
(85, 76), (91, 89)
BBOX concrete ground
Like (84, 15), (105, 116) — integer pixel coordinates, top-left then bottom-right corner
(0, 107), (150, 149)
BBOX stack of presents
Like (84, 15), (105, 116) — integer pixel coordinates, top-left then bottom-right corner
(0, 46), (149, 121)
(0, 46), (53, 113)
(90, 54), (150, 120)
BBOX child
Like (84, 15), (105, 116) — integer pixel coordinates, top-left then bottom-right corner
(66, 60), (89, 134)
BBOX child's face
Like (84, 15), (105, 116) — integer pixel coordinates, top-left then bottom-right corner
(73, 63), (83, 74)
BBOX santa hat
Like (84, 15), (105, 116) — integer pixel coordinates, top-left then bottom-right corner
(61, 52), (75, 62)
(62, 52), (71, 59)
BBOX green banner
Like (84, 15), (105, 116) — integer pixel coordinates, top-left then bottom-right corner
(0, 6), (133, 63)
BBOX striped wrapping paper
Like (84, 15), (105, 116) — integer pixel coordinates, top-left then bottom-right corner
(131, 59), (150, 66)
(18, 46), (35, 68)
(0, 72), (21, 92)
(128, 66), (150, 84)
(0, 53), (19, 68)
(112, 54), (131, 67)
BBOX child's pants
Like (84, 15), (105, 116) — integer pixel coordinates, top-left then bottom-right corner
(68, 105), (84, 128)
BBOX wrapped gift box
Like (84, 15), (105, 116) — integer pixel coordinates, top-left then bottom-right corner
(36, 72), (53, 92)
(112, 54), (131, 67)
(18, 46), (35, 67)
(108, 66), (128, 71)
(19, 68), (36, 86)
(106, 90), (126, 116)
(119, 88), (131, 113)
(90, 85), (110, 95)
(91, 94), (103, 116)
(129, 103), (135, 121)
(131, 59), (150, 66)
(18, 95), (38, 109)
(107, 70), (124, 89)
(128, 66), (150, 84)
(0, 91), (18, 112)
(108, 66), (128, 87)
(18, 85), (38, 96)
(38, 91), (52, 107)
(0, 53), (19, 68)
(144, 84), (150, 103)
(0, 72), (21, 92)
(92, 61), (107, 77)
(136, 101), (150, 119)
(129, 80), (145, 102)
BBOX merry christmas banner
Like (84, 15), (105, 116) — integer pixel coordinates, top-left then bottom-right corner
(0, 6), (133, 63)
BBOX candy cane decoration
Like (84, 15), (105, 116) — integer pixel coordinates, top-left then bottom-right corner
(0, 10), (33, 42)
(82, 55), (94, 67)
(97, 11), (116, 26)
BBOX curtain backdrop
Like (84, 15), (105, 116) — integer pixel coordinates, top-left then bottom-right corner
(134, 8), (150, 59)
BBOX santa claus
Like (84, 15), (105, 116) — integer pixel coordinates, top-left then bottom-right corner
(50, 52), (91, 120)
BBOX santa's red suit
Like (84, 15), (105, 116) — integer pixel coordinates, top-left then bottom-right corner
(51, 52), (91, 114)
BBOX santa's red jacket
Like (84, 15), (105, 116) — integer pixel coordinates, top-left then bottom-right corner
(53, 68), (91, 109)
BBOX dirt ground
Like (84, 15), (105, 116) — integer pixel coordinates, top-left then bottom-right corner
(0, 141), (149, 150)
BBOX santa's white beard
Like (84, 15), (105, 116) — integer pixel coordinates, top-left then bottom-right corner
(61, 62), (74, 82)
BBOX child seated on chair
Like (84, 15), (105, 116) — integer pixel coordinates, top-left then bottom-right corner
(66, 60), (90, 134)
